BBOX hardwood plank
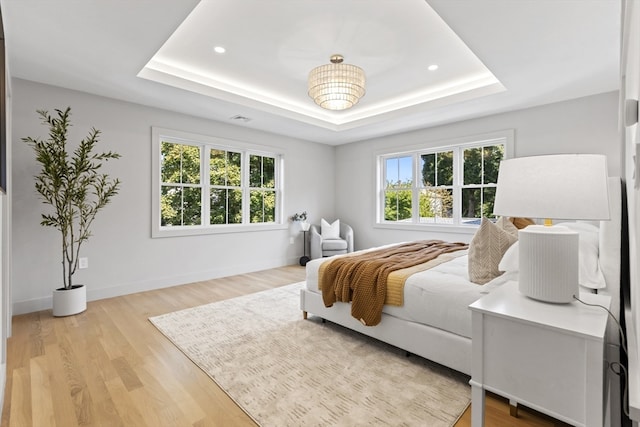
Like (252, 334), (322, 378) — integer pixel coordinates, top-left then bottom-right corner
(456, 393), (571, 426)
(103, 376), (146, 427)
(29, 356), (55, 427)
(58, 335), (95, 425)
(8, 367), (31, 427)
(111, 357), (143, 392)
(1, 265), (572, 427)
(141, 349), (207, 425)
(44, 342), (80, 427)
(127, 377), (190, 427)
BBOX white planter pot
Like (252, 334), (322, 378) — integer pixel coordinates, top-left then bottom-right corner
(52, 284), (87, 317)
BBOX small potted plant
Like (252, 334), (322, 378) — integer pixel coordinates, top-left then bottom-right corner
(290, 211), (310, 265)
(290, 211), (309, 230)
(23, 107), (121, 316)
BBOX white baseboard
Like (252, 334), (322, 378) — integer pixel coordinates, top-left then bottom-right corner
(13, 257), (300, 315)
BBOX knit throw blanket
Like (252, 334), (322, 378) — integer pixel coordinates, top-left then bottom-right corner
(320, 240), (469, 326)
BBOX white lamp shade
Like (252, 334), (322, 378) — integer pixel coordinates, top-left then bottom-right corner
(493, 154), (610, 221)
(493, 154), (609, 303)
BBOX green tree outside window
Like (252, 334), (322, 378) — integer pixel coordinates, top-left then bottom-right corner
(380, 141), (505, 225)
(462, 145), (504, 220)
(210, 149), (242, 224)
(384, 156), (413, 222)
(160, 142), (202, 226)
(249, 155), (276, 223)
(420, 151), (454, 222)
(160, 140), (280, 228)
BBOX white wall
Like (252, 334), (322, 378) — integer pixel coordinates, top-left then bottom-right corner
(10, 80), (622, 316)
(622, 0), (640, 424)
(0, 48), (13, 412)
(11, 78), (335, 314)
(335, 91), (620, 250)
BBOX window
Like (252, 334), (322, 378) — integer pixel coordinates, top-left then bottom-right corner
(248, 154), (276, 223)
(152, 128), (283, 237)
(209, 149), (242, 225)
(160, 142), (202, 226)
(419, 150), (454, 223)
(378, 131), (512, 229)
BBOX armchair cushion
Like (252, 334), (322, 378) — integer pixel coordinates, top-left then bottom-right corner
(322, 239), (348, 251)
(321, 218), (340, 239)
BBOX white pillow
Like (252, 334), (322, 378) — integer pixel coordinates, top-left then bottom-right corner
(321, 218), (340, 239)
(498, 241), (519, 272)
(497, 222), (606, 289)
(557, 222), (606, 289)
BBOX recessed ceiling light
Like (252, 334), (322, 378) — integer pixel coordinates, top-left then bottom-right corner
(230, 115), (251, 123)
(214, 46), (226, 54)
(428, 64), (439, 71)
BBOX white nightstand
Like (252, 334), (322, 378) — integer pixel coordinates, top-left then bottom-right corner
(469, 281), (611, 427)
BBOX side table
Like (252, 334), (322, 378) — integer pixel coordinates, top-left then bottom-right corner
(469, 281), (610, 427)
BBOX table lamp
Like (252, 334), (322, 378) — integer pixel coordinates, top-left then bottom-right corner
(493, 154), (610, 303)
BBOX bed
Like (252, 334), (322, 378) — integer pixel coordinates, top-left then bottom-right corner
(299, 177), (622, 383)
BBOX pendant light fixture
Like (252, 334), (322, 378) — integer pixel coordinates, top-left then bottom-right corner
(307, 54), (366, 111)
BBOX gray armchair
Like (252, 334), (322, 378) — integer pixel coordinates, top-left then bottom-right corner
(310, 221), (354, 259)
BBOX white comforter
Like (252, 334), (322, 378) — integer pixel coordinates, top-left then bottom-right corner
(305, 251), (514, 338)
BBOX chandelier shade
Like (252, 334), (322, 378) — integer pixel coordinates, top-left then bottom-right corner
(308, 54), (366, 111)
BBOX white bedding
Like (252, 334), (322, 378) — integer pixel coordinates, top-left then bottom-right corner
(305, 250), (515, 338)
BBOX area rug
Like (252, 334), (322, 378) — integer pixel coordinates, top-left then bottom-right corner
(149, 282), (470, 427)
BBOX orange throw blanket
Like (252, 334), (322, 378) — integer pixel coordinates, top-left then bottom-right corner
(320, 240), (468, 326)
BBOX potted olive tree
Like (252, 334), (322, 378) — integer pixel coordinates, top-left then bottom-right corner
(23, 107), (121, 316)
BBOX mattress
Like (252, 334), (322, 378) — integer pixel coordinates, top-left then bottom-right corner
(305, 250), (514, 338)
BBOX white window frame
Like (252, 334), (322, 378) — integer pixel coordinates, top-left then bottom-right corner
(208, 146), (244, 226)
(152, 127), (285, 238)
(375, 130), (514, 235)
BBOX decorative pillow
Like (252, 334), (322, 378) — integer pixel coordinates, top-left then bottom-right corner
(496, 216), (519, 237)
(321, 218), (341, 240)
(468, 217), (518, 285)
(509, 217), (535, 229)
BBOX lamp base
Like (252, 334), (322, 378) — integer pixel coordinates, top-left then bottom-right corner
(518, 225), (579, 303)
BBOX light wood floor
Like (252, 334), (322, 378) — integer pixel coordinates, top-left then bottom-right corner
(1, 265), (567, 426)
